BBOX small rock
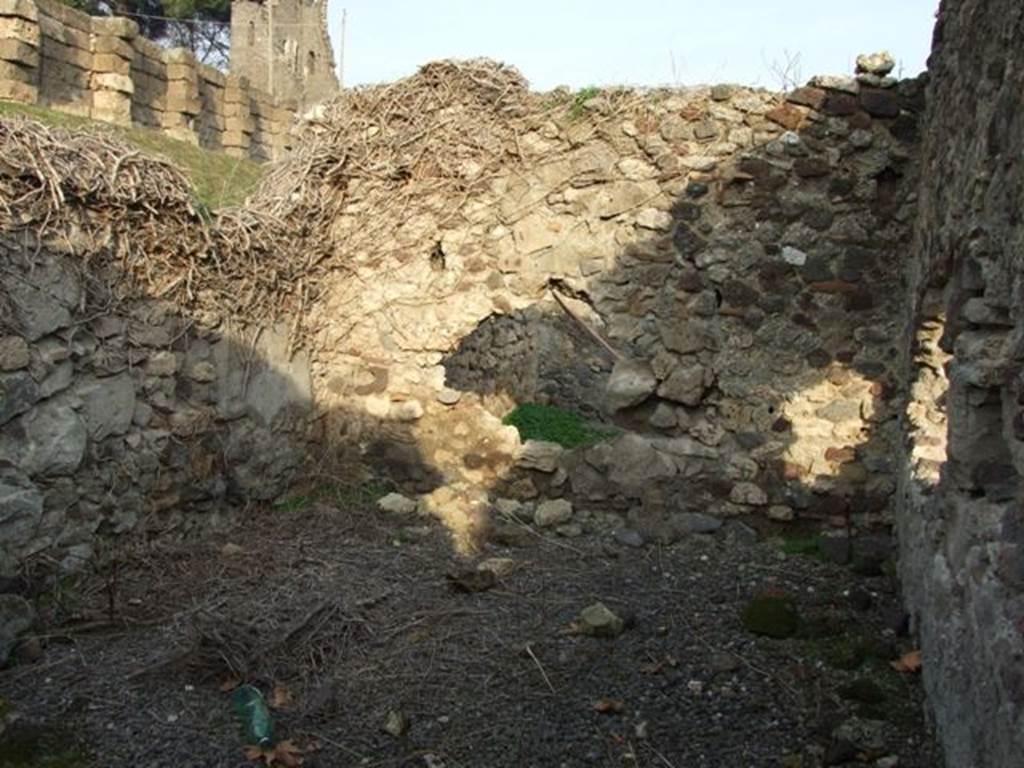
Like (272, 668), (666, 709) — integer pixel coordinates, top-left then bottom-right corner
(437, 387), (462, 405)
(189, 361), (217, 382)
(0, 371), (39, 426)
(729, 482), (768, 506)
(635, 208), (673, 231)
(0, 336), (30, 371)
(493, 497), (528, 520)
(710, 84), (734, 101)
(377, 492), (418, 515)
(606, 359), (658, 411)
(147, 351), (178, 377)
(391, 400), (424, 421)
(686, 182), (709, 198)
(648, 402), (679, 429)
(508, 477), (538, 499)
(657, 362), (707, 406)
(809, 75), (860, 94)
(855, 51), (896, 76)
(517, 440), (564, 473)
(383, 709), (409, 737)
(534, 498), (573, 527)
(220, 543), (244, 557)
(477, 557), (516, 577)
(579, 601), (625, 637)
(782, 246), (808, 266)
(556, 523), (583, 538)
(768, 505), (795, 521)
(742, 595), (799, 639)
(875, 757), (899, 768)
(613, 528), (645, 548)
(832, 716), (886, 753)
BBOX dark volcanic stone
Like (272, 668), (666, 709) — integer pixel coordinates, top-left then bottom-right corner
(860, 87), (901, 118)
(673, 223), (706, 256)
(823, 93), (859, 116)
(685, 182), (709, 198)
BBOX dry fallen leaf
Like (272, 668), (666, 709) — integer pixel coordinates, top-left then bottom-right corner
(890, 649), (923, 673)
(270, 682), (294, 710)
(593, 697), (625, 714)
(243, 740), (305, 767)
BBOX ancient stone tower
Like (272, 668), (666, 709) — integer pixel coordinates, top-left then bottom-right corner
(229, 0), (339, 111)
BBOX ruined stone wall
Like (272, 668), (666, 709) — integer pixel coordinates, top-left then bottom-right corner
(898, 0), (1024, 764)
(0, 0), (294, 160)
(0, 231), (312, 575)
(229, 0), (338, 113)
(310, 65), (925, 536)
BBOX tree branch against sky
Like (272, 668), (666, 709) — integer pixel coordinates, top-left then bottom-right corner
(61, 0), (231, 67)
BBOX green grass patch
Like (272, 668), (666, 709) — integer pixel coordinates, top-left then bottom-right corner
(0, 99), (264, 211)
(503, 403), (616, 449)
(780, 535), (823, 558)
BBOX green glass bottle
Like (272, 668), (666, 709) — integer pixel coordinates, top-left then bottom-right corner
(231, 685), (275, 747)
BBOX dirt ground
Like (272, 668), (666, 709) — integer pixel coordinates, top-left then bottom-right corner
(0, 495), (939, 768)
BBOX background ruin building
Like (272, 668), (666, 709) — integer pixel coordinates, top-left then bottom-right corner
(228, 0), (339, 112)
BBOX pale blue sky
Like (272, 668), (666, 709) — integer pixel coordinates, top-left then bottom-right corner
(325, 0), (940, 91)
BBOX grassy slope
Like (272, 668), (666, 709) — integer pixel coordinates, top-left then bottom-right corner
(0, 100), (264, 210)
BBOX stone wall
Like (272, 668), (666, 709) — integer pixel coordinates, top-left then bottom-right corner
(0, 0), (295, 160)
(897, 0), (1024, 764)
(308, 62), (925, 540)
(0, 230), (312, 574)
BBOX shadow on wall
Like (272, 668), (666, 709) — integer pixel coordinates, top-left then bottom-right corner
(436, 89), (924, 535)
(0, 230), (443, 575)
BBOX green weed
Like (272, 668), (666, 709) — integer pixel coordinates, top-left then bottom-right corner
(780, 535), (823, 558)
(503, 403), (616, 449)
(569, 86), (601, 119)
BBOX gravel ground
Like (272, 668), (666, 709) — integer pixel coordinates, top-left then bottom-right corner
(0, 500), (939, 768)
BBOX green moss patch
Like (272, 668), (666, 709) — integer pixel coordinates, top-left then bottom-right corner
(503, 403), (616, 449)
(780, 535), (823, 559)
